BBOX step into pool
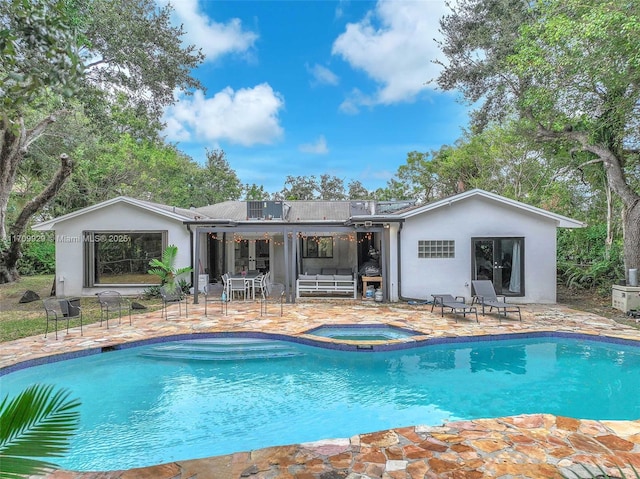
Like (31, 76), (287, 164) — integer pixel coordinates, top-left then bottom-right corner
(140, 338), (304, 361)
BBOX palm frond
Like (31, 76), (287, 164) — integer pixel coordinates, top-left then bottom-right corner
(175, 266), (193, 276)
(161, 245), (178, 268)
(148, 259), (169, 272)
(147, 267), (168, 280)
(0, 384), (80, 478)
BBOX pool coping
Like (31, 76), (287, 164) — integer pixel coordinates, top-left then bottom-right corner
(3, 328), (640, 376)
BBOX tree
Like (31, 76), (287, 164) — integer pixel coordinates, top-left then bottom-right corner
(279, 175), (320, 200)
(437, 0), (640, 276)
(0, 0), (204, 282)
(192, 149), (243, 206)
(277, 174), (352, 200)
(244, 184), (271, 200)
(0, 384), (80, 478)
(347, 180), (373, 200)
(318, 174), (346, 200)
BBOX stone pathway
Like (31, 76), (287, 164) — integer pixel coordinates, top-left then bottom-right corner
(3, 298), (640, 479)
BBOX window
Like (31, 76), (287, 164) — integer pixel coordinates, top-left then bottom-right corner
(418, 240), (455, 258)
(302, 236), (333, 258)
(85, 231), (166, 286)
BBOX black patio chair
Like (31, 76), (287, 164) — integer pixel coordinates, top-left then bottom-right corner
(43, 297), (83, 339)
(97, 291), (132, 328)
(260, 282), (285, 317)
(204, 282), (227, 316)
(160, 285), (188, 320)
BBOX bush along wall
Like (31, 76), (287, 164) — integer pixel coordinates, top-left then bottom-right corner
(9, 231), (56, 275)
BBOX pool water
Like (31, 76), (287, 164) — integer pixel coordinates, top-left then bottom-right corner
(2, 336), (640, 471)
(305, 324), (419, 341)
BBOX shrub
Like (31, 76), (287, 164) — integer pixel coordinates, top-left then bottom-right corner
(18, 234), (56, 276)
(557, 225), (624, 293)
(5, 232), (56, 275)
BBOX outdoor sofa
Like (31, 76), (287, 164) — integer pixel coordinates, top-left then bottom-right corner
(296, 268), (357, 299)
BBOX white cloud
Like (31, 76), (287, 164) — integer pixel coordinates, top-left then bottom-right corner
(158, 0), (258, 62)
(338, 88), (374, 115)
(307, 64), (340, 87)
(332, 0), (449, 110)
(299, 135), (329, 154)
(163, 84), (285, 146)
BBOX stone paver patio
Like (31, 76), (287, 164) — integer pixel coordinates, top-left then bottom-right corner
(2, 298), (640, 479)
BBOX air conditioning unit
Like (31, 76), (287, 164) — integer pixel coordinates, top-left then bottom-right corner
(612, 285), (640, 312)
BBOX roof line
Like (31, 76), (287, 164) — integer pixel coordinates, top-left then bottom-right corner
(400, 189), (586, 228)
(32, 196), (194, 230)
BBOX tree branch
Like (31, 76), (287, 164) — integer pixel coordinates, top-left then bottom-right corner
(23, 114), (58, 152)
(10, 154), (74, 238)
(535, 124), (638, 206)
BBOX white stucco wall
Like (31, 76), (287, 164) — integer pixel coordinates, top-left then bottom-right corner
(400, 197), (558, 303)
(51, 203), (190, 297)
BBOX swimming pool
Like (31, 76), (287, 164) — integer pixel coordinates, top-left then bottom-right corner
(3, 334), (640, 471)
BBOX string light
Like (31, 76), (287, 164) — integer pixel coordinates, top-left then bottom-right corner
(205, 231), (374, 247)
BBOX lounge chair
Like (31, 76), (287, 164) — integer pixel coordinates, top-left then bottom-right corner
(431, 294), (478, 322)
(471, 280), (522, 321)
(97, 291), (132, 328)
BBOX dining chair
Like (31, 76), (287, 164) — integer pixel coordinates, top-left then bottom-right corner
(228, 276), (249, 300)
(253, 273), (266, 299)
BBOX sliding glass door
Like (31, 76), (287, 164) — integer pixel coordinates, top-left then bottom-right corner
(472, 237), (524, 296)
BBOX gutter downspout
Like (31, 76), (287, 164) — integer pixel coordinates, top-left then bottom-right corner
(397, 222), (403, 301)
(187, 223), (198, 304)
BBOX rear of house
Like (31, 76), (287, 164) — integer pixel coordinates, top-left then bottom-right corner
(399, 191), (585, 303)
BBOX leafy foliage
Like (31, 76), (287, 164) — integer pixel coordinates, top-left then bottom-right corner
(1, 0), (205, 282)
(148, 245), (192, 290)
(190, 149), (243, 206)
(0, 384), (80, 478)
(0, 0), (83, 113)
(557, 225), (624, 292)
(436, 0), (640, 273)
(16, 234), (55, 276)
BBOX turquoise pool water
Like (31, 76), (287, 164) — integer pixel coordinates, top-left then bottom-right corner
(2, 335), (640, 471)
(305, 324), (419, 341)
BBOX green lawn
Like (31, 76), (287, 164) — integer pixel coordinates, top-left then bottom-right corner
(0, 275), (162, 342)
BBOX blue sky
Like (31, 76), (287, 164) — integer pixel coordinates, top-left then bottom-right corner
(160, 0), (470, 194)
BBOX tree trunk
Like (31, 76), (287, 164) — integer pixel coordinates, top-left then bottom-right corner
(0, 154), (73, 283)
(1, 114), (57, 239)
(605, 182), (613, 256)
(622, 199), (640, 279)
(537, 127), (640, 274)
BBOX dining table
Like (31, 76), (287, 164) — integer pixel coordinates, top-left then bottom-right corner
(229, 271), (262, 300)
